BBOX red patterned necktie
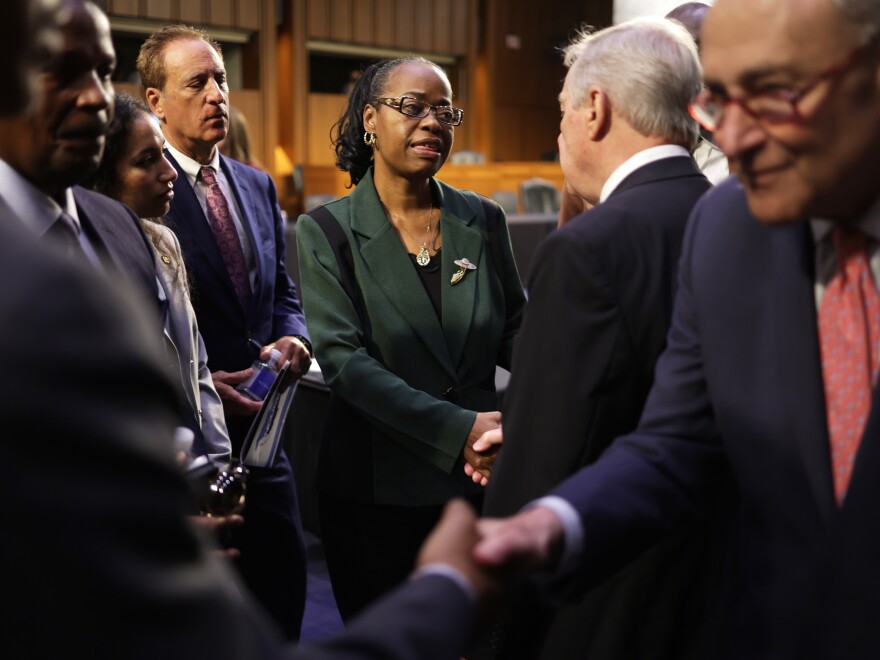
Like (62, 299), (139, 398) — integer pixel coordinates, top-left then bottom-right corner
(818, 226), (880, 504)
(200, 166), (251, 312)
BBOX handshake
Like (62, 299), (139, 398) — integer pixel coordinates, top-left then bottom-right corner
(415, 497), (568, 616)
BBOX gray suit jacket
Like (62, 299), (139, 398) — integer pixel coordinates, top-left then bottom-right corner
(152, 222), (231, 462)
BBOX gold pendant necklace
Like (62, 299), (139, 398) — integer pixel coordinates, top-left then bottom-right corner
(389, 204), (436, 267)
(415, 207), (434, 266)
(416, 244), (431, 267)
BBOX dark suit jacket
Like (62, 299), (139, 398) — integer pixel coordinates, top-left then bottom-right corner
(72, 185), (159, 312)
(484, 156), (719, 659)
(552, 178), (880, 659)
(70, 185), (215, 451)
(164, 153), (308, 375)
(296, 168), (525, 506)
(1, 214), (477, 660)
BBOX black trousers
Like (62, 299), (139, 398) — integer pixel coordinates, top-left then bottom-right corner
(318, 494), (446, 622)
(227, 418), (307, 641)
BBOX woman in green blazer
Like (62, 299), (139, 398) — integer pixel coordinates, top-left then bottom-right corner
(296, 57), (525, 620)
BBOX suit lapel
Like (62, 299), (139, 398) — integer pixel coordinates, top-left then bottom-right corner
(164, 151), (240, 307)
(772, 221), (835, 525)
(73, 187), (143, 279)
(73, 187), (164, 317)
(352, 172), (456, 378)
(436, 184), (483, 370)
(73, 191), (118, 271)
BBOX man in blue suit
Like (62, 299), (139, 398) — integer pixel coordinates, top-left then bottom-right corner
(138, 25), (312, 640)
(475, 0), (880, 657)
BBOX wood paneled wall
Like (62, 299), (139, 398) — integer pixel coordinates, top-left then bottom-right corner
(300, 162), (565, 200)
(482, 0), (609, 162)
(106, 0), (262, 29)
(304, 0), (472, 55)
(104, 0), (613, 209)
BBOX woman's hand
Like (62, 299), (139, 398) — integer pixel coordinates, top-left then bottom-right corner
(463, 412), (502, 487)
(464, 427), (504, 486)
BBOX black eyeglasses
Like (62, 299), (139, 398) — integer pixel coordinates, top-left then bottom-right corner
(690, 32), (880, 132)
(373, 96), (464, 126)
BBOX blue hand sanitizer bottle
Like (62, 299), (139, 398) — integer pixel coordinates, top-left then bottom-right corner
(236, 348), (283, 401)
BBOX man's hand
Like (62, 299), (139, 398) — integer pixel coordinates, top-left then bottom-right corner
(464, 427), (504, 486)
(212, 369), (262, 416)
(474, 506), (566, 573)
(416, 499), (503, 618)
(463, 412), (501, 486)
(189, 513), (244, 559)
(261, 335), (312, 388)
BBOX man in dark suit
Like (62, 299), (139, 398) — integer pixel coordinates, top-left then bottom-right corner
(0, 0), (159, 313)
(479, 17), (717, 659)
(137, 25), (311, 640)
(476, 0), (880, 657)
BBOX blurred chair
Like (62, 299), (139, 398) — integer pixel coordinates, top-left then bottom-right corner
(519, 178), (561, 214)
(492, 190), (519, 215)
(304, 194), (336, 213)
(449, 149), (486, 164)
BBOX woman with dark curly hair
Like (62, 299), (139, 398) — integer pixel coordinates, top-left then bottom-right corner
(296, 57), (525, 619)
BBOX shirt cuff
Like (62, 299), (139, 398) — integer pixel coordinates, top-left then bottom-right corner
(410, 563), (476, 604)
(527, 495), (584, 577)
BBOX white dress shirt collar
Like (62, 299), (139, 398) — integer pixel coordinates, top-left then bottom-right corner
(164, 141), (221, 186)
(599, 144), (692, 204)
(810, 195), (880, 246)
(0, 158), (82, 236)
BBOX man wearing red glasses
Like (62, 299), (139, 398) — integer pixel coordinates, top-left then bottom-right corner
(475, 0), (880, 657)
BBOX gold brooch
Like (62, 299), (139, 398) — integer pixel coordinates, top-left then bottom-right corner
(160, 254), (172, 265)
(450, 257), (477, 285)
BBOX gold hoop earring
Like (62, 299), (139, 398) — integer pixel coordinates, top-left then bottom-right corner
(364, 131), (376, 147)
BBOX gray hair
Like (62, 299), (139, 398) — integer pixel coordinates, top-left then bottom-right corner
(832, 0), (880, 38)
(563, 17), (702, 148)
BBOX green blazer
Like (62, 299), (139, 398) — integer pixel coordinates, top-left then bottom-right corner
(296, 169), (525, 505)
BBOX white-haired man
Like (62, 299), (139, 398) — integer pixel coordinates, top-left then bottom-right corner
(476, 0), (880, 656)
(481, 17), (717, 660)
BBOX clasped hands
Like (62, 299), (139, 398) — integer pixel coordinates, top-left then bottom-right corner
(463, 411), (505, 487)
(419, 498), (567, 616)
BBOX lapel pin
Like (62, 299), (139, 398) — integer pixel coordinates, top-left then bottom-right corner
(160, 254), (172, 265)
(451, 257), (477, 285)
